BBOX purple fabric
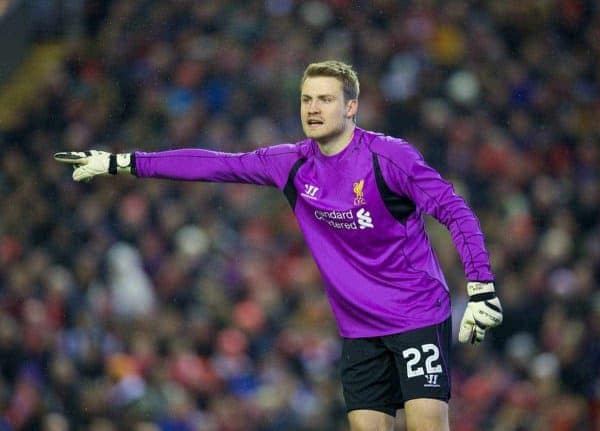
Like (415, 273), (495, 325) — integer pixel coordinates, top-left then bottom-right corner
(135, 128), (494, 337)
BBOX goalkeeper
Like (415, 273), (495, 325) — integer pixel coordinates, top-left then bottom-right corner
(55, 61), (502, 431)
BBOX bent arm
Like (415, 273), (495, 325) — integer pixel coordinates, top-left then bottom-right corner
(383, 147), (494, 281)
(409, 159), (493, 281)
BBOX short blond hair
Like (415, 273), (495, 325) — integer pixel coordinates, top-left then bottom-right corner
(301, 61), (360, 101)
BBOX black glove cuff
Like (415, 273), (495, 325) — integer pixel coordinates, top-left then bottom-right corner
(130, 153), (137, 176)
(108, 154), (117, 175)
(469, 292), (496, 302)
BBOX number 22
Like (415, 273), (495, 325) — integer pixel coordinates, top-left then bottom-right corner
(402, 344), (443, 378)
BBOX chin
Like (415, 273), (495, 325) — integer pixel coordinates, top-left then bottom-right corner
(305, 130), (325, 139)
(304, 127), (334, 141)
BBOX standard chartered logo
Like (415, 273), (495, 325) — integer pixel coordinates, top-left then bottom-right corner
(313, 208), (374, 230)
(356, 208), (374, 229)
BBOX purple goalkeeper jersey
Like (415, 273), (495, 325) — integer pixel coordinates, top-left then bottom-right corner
(134, 127), (494, 338)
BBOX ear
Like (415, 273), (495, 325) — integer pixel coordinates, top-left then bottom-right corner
(346, 99), (358, 119)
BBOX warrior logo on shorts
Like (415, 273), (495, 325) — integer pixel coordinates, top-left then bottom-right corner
(424, 374), (440, 388)
(353, 179), (366, 205)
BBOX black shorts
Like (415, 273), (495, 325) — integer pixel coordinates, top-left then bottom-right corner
(340, 316), (451, 417)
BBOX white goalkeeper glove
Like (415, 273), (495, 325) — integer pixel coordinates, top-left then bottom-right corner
(458, 282), (503, 344)
(54, 150), (135, 182)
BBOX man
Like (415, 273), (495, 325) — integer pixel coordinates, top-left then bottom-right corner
(55, 61), (502, 431)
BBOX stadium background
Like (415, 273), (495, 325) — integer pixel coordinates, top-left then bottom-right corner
(0, 1), (598, 430)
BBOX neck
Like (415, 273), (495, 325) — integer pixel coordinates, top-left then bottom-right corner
(316, 123), (356, 156)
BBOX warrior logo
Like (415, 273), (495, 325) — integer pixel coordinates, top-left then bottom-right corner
(424, 374), (440, 387)
(302, 184), (320, 200)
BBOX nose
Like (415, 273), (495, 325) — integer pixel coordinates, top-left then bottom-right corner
(308, 100), (320, 113)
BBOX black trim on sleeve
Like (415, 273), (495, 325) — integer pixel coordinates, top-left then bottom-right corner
(283, 157), (307, 210)
(372, 153), (416, 223)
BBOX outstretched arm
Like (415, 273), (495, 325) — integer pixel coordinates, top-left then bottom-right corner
(55, 144), (302, 189)
(134, 148), (274, 185)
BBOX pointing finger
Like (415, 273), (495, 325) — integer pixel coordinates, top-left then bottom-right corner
(54, 152), (90, 165)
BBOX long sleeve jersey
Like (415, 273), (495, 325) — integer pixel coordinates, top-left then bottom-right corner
(135, 127), (494, 338)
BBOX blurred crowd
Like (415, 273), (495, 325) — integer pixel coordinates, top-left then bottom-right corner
(1, 1), (599, 430)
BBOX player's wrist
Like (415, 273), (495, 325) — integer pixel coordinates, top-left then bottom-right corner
(466, 281), (495, 298)
(109, 153), (136, 175)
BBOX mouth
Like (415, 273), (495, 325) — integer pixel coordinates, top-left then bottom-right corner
(306, 119), (324, 128)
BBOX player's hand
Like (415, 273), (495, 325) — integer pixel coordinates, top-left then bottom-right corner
(458, 282), (503, 344)
(54, 150), (133, 182)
